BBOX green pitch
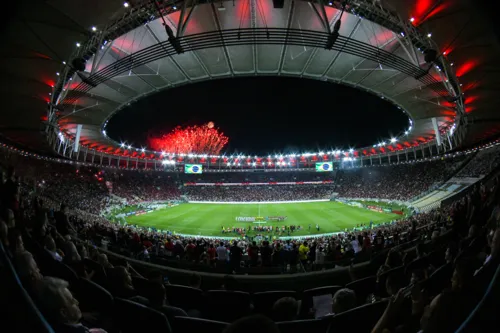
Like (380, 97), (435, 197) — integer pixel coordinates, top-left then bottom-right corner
(124, 201), (403, 237)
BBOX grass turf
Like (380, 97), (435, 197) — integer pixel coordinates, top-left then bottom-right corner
(124, 201), (402, 237)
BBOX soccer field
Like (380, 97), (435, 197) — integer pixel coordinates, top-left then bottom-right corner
(124, 201), (403, 237)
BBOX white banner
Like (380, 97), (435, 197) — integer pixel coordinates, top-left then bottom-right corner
(235, 217), (257, 222)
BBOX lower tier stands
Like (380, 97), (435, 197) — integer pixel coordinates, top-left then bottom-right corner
(1, 158), (500, 332)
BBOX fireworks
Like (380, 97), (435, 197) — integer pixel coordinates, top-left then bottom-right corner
(148, 123), (229, 155)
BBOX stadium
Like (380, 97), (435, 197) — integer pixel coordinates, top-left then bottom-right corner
(1, 1), (500, 333)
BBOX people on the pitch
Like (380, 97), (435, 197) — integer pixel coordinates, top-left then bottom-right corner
(221, 225), (303, 235)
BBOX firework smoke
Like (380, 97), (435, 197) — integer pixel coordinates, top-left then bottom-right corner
(148, 123), (229, 155)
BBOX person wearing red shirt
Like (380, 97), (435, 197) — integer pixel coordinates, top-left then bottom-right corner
(362, 232), (372, 251)
(132, 232), (140, 244)
(143, 238), (153, 249)
(207, 243), (216, 262)
(164, 238), (174, 256)
(185, 240), (196, 261)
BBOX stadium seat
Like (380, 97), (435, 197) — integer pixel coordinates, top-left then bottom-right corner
(300, 286), (342, 317)
(33, 246), (58, 274)
(375, 266), (405, 297)
(243, 266), (283, 275)
(345, 276), (376, 305)
(76, 278), (114, 315)
(369, 249), (391, 269)
(50, 262), (79, 286)
(164, 284), (203, 311)
(132, 276), (152, 298)
(253, 290), (297, 317)
(404, 257), (430, 276)
(424, 263), (453, 296)
(327, 300), (388, 332)
(113, 298), (172, 333)
(426, 249), (446, 268)
(158, 305), (188, 324)
(83, 258), (108, 286)
(277, 318), (330, 333)
(173, 316), (228, 333)
(204, 290), (252, 322)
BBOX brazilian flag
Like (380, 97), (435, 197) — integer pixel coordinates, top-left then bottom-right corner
(315, 162), (333, 172)
(185, 164), (203, 174)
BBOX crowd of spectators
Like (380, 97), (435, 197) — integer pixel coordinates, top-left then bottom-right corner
(180, 170), (334, 183)
(183, 185), (336, 202)
(336, 158), (466, 200)
(456, 145), (500, 178)
(0, 150), (481, 211)
(110, 171), (181, 203)
(67, 191), (473, 274)
(2, 154), (500, 332)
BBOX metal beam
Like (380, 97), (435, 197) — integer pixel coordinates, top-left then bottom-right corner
(251, 0), (258, 73)
(277, 1), (295, 73)
(145, 24), (191, 82)
(339, 35), (397, 83)
(321, 18), (362, 77)
(58, 103), (100, 120)
(90, 34), (110, 75)
(163, 8), (211, 79)
(395, 33), (420, 67)
(106, 41), (164, 87)
(301, 9), (342, 76)
(308, 1), (331, 34)
(176, 0), (196, 37)
(210, 2), (234, 75)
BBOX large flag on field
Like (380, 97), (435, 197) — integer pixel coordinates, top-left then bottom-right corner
(315, 162), (333, 172)
(185, 164), (203, 174)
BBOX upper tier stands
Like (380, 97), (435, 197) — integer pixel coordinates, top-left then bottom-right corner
(3, 150), (491, 209)
(336, 157), (466, 201)
(457, 145), (500, 178)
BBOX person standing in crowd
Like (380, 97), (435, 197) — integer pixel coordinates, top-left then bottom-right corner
(351, 235), (360, 254)
(229, 240), (243, 271)
(248, 241), (259, 266)
(299, 241), (309, 266)
(207, 243), (216, 263)
(216, 241), (228, 262)
(315, 246), (325, 269)
(260, 241), (272, 266)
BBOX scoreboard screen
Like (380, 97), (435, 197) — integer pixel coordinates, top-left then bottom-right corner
(185, 164), (203, 174)
(315, 162), (333, 172)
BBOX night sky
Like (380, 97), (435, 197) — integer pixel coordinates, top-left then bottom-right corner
(106, 77), (409, 155)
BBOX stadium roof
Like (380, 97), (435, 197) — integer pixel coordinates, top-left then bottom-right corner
(1, 0), (499, 158)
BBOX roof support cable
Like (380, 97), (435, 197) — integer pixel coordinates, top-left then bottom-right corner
(238, 0), (251, 39)
(255, 0), (270, 38)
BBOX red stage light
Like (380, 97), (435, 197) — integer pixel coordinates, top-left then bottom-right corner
(456, 60), (478, 77)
